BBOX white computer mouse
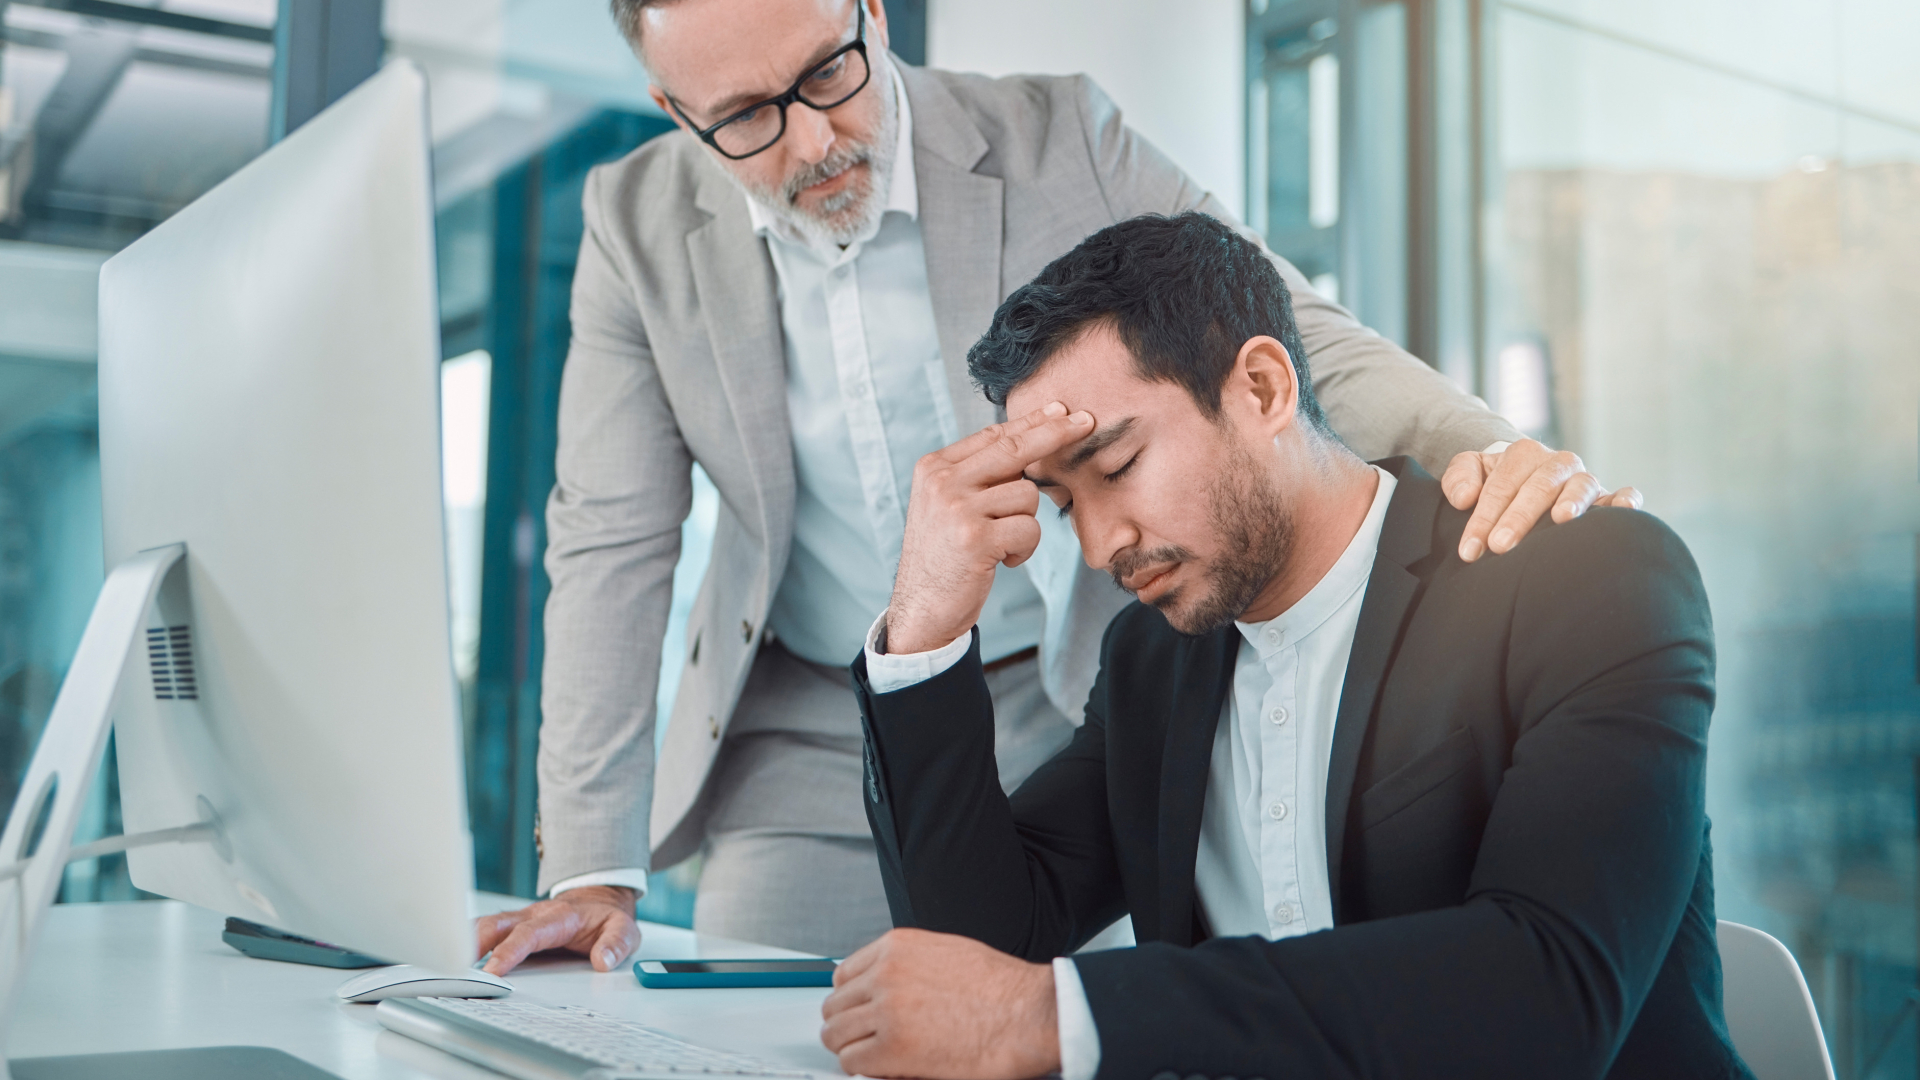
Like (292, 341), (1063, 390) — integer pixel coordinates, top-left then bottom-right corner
(335, 964), (513, 1002)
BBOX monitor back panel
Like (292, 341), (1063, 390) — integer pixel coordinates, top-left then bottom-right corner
(97, 62), (474, 973)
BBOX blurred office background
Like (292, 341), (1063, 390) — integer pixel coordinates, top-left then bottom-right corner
(0, 0), (1914, 1071)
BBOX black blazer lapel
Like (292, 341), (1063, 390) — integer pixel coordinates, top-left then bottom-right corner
(1324, 458), (1443, 920)
(1156, 625), (1237, 946)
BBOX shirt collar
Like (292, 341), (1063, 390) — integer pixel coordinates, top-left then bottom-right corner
(744, 54), (918, 245)
(1235, 465), (1399, 657)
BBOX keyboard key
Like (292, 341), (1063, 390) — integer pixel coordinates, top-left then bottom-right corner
(421, 998), (814, 1078)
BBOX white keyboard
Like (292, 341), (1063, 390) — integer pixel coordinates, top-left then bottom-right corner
(375, 995), (819, 1080)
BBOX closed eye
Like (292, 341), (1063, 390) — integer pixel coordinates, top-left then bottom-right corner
(1055, 453), (1139, 520)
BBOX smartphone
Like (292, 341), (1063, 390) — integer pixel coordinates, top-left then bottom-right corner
(634, 958), (839, 988)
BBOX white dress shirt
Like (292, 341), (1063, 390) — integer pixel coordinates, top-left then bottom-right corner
(864, 466), (1396, 1080)
(549, 60), (1046, 901)
(754, 59), (1046, 672)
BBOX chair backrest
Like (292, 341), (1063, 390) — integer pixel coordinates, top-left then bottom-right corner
(1718, 920), (1835, 1080)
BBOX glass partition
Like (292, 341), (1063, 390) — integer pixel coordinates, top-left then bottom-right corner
(1484, 1), (1920, 1073)
(1, 0), (276, 902)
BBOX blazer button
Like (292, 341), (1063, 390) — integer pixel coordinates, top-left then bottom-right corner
(707, 716), (719, 740)
(741, 620), (754, 643)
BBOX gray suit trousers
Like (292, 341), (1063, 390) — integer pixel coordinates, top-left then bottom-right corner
(689, 640), (1069, 957)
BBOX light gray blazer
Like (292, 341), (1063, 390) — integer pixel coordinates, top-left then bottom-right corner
(536, 61), (1519, 891)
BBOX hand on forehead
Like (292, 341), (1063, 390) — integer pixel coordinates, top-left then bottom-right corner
(1002, 322), (1178, 477)
(934, 403), (1095, 488)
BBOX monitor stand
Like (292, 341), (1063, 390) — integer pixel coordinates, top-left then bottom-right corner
(0, 544), (342, 1080)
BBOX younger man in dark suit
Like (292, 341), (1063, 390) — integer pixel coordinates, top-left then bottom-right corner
(816, 212), (1752, 1080)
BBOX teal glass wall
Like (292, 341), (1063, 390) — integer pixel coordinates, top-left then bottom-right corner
(1486, 3), (1920, 1074)
(1, 0), (275, 902)
(1253, 1), (1920, 1073)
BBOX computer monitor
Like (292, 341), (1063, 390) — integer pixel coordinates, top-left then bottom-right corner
(1, 59), (474, 992)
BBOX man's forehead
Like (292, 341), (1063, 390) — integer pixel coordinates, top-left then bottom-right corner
(645, 0), (847, 111)
(1004, 327), (1154, 418)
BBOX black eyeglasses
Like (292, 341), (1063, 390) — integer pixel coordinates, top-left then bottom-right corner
(667, 4), (871, 161)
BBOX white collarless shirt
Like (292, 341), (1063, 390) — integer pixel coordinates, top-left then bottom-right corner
(1193, 465), (1396, 940)
(864, 466), (1397, 1080)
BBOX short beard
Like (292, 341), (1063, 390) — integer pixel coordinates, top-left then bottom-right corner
(726, 55), (900, 249)
(1110, 436), (1294, 636)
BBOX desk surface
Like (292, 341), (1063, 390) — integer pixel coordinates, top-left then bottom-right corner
(10, 898), (848, 1079)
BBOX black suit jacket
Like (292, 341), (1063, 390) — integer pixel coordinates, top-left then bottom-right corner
(853, 458), (1752, 1080)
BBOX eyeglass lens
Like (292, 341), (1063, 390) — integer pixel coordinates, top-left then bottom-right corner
(711, 47), (870, 157)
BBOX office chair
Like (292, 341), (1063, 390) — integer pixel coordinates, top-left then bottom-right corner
(1718, 920), (1836, 1080)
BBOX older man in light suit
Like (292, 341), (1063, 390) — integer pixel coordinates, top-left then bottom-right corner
(474, 0), (1641, 972)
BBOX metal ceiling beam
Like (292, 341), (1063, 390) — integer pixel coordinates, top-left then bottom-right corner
(0, 2), (18, 222)
(0, 25), (271, 78)
(130, 43), (269, 79)
(17, 22), (138, 219)
(9, 0), (273, 44)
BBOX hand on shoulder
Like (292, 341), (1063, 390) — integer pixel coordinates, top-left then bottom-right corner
(1442, 438), (1643, 562)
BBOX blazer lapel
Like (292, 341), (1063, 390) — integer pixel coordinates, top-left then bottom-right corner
(685, 167), (795, 563)
(900, 64), (1003, 438)
(1156, 625), (1237, 946)
(1323, 459), (1442, 920)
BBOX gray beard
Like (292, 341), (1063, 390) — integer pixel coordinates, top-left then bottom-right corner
(729, 56), (900, 250)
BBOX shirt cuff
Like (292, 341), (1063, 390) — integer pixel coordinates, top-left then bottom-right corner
(547, 868), (649, 903)
(1053, 957), (1101, 1080)
(1483, 440), (1513, 455)
(862, 609), (972, 695)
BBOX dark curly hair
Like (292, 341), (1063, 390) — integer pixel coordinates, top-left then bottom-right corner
(967, 211), (1329, 435)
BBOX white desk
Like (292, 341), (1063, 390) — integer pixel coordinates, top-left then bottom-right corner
(10, 899), (849, 1079)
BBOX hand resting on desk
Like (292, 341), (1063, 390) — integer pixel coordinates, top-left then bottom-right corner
(821, 928), (1059, 1080)
(475, 885), (639, 975)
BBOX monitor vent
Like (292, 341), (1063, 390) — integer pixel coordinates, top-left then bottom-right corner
(147, 625), (198, 701)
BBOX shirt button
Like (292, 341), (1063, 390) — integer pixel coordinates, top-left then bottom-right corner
(1269, 707), (1288, 725)
(1268, 802), (1288, 820)
(1273, 903), (1294, 924)
(1264, 626), (1280, 644)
